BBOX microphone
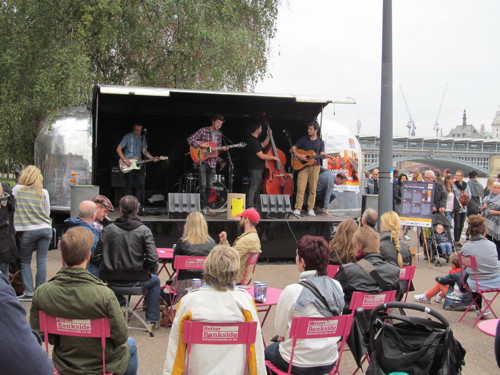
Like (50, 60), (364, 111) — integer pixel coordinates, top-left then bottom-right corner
(282, 130), (290, 134)
(143, 128), (148, 134)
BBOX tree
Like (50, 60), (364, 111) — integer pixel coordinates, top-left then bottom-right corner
(0, 0), (279, 163)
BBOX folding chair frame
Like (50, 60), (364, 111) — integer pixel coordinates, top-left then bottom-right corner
(399, 265), (416, 302)
(240, 252), (260, 285)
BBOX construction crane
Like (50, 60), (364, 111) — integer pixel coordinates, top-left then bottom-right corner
(433, 83), (448, 137)
(399, 85), (416, 136)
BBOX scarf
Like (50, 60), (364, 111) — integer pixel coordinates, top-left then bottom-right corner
(484, 193), (500, 241)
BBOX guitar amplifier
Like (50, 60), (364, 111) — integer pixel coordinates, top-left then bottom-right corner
(110, 167), (123, 188)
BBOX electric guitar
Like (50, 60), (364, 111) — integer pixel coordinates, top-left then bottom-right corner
(119, 156), (168, 173)
(291, 149), (340, 171)
(190, 142), (246, 162)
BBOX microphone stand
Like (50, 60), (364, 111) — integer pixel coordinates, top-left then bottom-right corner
(283, 130), (294, 174)
(220, 132), (234, 193)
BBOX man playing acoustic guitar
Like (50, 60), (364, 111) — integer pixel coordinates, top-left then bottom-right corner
(291, 121), (325, 217)
(187, 114), (227, 215)
(117, 123), (159, 205)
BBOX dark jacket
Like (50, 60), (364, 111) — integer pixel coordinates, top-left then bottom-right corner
(434, 230), (451, 245)
(379, 232), (412, 266)
(435, 268), (463, 290)
(30, 267), (129, 375)
(467, 179), (484, 215)
(95, 216), (158, 281)
(0, 182), (18, 264)
(0, 274), (53, 375)
(365, 178), (379, 195)
(433, 182), (447, 211)
(393, 183), (403, 205)
(334, 252), (400, 311)
(64, 217), (100, 277)
(174, 238), (215, 280)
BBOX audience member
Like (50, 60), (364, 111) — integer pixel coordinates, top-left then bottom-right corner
(443, 168), (453, 178)
(393, 173), (408, 215)
(265, 236), (345, 375)
(435, 168), (444, 185)
(92, 194), (114, 231)
(482, 182), (500, 259)
(163, 245), (266, 375)
(64, 200), (101, 277)
(315, 170), (347, 215)
(334, 226), (400, 312)
(361, 208), (377, 229)
(329, 219), (358, 265)
(30, 228), (137, 375)
(365, 169), (379, 194)
(443, 174), (455, 225)
(379, 211), (411, 267)
(0, 182), (18, 276)
(95, 195), (161, 330)
(467, 171), (484, 217)
(484, 177), (496, 197)
(411, 170), (423, 182)
(453, 170), (471, 248)
(423, 170), (446, 213)
(392, 169), (400, 185)
(434, 224), (453, 260)
(13, 165), (52, 302)
(219, 208), (261, 284)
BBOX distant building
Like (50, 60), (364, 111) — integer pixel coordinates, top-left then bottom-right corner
(447, 110), (486, 138)
(492, 109), (500, 140)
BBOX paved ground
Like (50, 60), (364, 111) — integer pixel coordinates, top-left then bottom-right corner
(21, 230), (500, 374)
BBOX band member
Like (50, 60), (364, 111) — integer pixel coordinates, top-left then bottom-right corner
(116, 123), (158, 205)
(187, 114), (227, 215)
(292, 121), (325, 216)
(245, 123), (279, 209)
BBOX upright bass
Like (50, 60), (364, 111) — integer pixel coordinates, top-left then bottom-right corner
(260, 116), (293, 196)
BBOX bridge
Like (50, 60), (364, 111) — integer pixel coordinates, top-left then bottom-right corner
(358, 135), (500, 177)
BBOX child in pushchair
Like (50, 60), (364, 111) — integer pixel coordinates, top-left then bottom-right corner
(421, 213), (455, 265)
(434, 223), (453, 261)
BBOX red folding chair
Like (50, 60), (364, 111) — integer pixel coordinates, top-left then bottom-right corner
(265, 315), (354, 375)
(240, 252), (260, 285)
(38, 310), (112, 375)
(349, 290), (397, 375)
(327, 264), (340, 278)
(457, 253), (500, 327)
(399, 265), (416, 302)
(182, 321), (258, 375)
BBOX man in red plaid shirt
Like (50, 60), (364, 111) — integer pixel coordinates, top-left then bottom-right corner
(187, 114), (227, 214)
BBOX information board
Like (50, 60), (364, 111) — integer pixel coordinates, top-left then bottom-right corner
(399, 181), (434, 228)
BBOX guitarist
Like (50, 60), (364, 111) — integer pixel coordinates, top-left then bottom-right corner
(116, 123), (159, 205)
(187, 114), (227, 215)
(291, 121), (325, 217)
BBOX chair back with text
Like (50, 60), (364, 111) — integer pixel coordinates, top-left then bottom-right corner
(240, 252), (260, 285)
(182, 321), (257, 375)
(399, 265), (416, 302)
(327, 265), (340, 279)
(171, 255), (207, 292)
(38, 310), (112, 375)
(349, 290), (397, 311)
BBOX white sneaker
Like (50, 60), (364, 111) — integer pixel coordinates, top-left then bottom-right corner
(414, 294), (430, 304)
(307, 210), (316, 217)
(434, 294), (443, 303)
(403, 235), (411, 241)
(293, 209), (301, 216)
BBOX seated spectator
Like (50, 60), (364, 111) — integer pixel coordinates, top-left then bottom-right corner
(219, 208), (261, 284)
(64, 200), (101, 277)
(95, 195), (161, 330)
(434, 223), (453, 260)
(172, 211), (216, 292)
(91, 194), (114, 232)
(334, 226), (400, 311)
(379, 211), (411, 267)
(163, 245), (266, 375)
(265, 235), (345, 375)
(361, 208), (377, 229)
(329, 219), (358, 265)
(30, 228), (137, 375)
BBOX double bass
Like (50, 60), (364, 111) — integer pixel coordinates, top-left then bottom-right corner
(260, 116), (293, 196)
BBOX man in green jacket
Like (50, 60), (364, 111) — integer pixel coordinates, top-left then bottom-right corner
(30, 227), (138, 375)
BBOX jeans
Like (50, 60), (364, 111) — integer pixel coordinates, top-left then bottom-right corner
(247, 169), (263, 209)
(453, 212), (466, 243)
(19, 228), (52, 294)
(264, 342), (335, 375)
(445, 211), (453, 226)
(122, 338), (138, 375)
(124, 167), (146, 205)
(438, 242), (453, 256)
(0, 263), (9, 276)
(110, 274), (161, 322)
(199, 162), (215, 208)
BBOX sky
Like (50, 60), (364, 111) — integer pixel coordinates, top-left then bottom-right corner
(255, 0), (500, 138)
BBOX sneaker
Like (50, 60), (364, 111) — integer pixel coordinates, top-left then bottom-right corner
(18, 293), (33, 302)
(307, 210), (316, 217)
(293, 209), (301, 216)
(446, 291), (463, 301)
(434, 294), (443, 303)
(476, 310), (491, 319)
(148, 321), (160, 331)
(414, 294), (430, 304)
(403, 235), (411, 241)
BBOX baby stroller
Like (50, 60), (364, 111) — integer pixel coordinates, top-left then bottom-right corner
(366, 302), (466, 375)
(421, 213), (455, 266)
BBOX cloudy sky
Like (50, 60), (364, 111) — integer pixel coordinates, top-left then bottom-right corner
(255, 0), (500, 137)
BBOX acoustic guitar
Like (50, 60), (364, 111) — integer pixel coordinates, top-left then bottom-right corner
(119, 156), (168, 173)
(291, 149), (339, 171)
(190, 142), (246, 162)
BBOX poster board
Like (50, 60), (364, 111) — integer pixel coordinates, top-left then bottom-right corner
(399, 181), (434, 228)
(227, 193), (246, 220)
(323, 134), (360, 192)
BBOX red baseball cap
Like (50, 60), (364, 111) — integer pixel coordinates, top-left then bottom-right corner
(236, 208), (260, 224)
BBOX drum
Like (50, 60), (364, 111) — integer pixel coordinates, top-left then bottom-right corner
(180, 173), (199, 193)
(206, 181), (227, 210)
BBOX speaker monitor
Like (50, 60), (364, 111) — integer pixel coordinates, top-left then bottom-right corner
(260, 194), (293, 214)
(168, 193), (200, 214)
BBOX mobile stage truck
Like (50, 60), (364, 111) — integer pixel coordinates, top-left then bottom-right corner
(35, 85), (361, 258)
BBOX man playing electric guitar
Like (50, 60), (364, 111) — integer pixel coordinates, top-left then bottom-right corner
(187, 114), (228, 215)
(291, 121), (325, 217)
(116, 123), (159, 205)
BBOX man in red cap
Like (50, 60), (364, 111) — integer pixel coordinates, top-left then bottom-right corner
(219, 208), (261, 284)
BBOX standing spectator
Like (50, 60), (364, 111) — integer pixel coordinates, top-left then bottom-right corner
(91, 194), (114, 232)
(453, 170), (471, 248)
(393, 173), (408, 216)
(435, 169), (444, 185)
(12, 165), (52, 302)
(392, 169), (400, 185)
(467, 171), (484, 217)
(365, 169), (380, 194)
(411, 170), (423, 182)
(0, 182), (18, 276)
(443, 174), (455, 225)
(443, 168), (453, 178)
(484, 177), (496, 197)
(423, 170), (446, 213)
(482, 181), (500, 259)
(329, 219), (358, 265)
(265, 236), (345, 375)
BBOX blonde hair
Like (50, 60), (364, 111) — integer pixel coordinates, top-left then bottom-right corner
(18, 165), (44, 194)
(329, 219), (358, 264)
(182, 211), (211, 245)
(486, 177), (496, 191)
(204, 245), (240, 291)
(352, 226), (380, 254)
(412, 170), (423, 182)
(380, 211), (403, 267)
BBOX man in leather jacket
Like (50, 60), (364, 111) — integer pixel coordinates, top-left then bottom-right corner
(95, 195), (160, 329)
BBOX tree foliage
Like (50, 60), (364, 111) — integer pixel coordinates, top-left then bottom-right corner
(0, 0), (279, 163)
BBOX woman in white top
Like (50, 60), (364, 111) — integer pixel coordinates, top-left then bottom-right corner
(443, 174), (455, 226)
(12, 166), (52, 301)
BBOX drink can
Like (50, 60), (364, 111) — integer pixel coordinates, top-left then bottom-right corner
(254, 283), (267, 303)
(192, 279), (202, 289)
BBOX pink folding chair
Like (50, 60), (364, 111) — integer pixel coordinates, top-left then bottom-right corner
(457, 253), (500, 327)
(240, 252), (260, 285)
(38, 310), (112, 375)
(327, 264), (340, 278)
(265, 315), (354, 375)
(399, 265), (416, 302)
(182, 321), (258, 375)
